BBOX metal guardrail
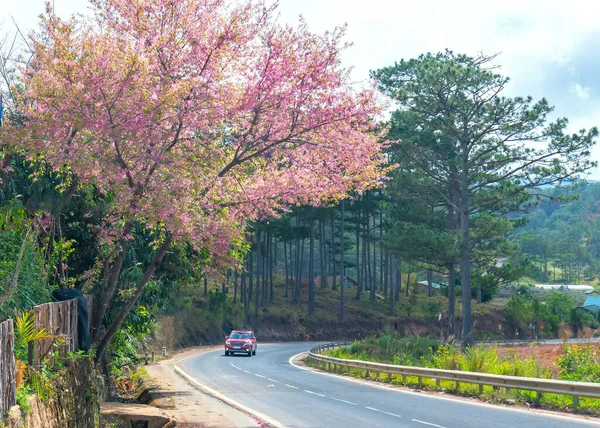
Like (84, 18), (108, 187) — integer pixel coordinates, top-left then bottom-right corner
(308, 342), (600, 407)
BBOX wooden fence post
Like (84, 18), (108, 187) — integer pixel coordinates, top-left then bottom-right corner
(0, 319), (17, 415)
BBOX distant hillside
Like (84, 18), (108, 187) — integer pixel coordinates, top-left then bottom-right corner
(513, 182), (600, 284)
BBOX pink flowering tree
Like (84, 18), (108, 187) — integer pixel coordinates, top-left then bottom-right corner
(9, 0), (389, 364)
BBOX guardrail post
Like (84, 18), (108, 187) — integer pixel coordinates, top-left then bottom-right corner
(536, 391), (542, 403)
(327, 362), (331, 371)
(455, 381), (460, 391)
(387, 373), (392, 383)
(479, 384), (483, 394)
(418, 376), (422, 386)
(436, 378), (440, 388)
(573, 395), (579, 408)
(401, 375), (406, 384)
(375, 371), (380, 381)
(365, 369), (370, 379)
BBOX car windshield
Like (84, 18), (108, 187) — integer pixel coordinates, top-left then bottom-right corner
(229, 333), (251, 339)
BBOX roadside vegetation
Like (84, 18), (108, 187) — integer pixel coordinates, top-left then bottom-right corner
(315, 333), (600, 415)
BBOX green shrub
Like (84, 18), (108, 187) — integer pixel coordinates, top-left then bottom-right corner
(557, 344), (600, 382)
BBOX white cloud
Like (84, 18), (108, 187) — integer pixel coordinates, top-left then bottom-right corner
(571, 83), (591, 100)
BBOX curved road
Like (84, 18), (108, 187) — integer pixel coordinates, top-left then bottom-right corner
(177, 343), (600, 428)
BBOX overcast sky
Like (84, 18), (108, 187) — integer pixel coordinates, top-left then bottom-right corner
(2, 0), (599, 178)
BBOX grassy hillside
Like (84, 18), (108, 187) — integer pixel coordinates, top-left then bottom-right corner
(150, 276), (506, 350)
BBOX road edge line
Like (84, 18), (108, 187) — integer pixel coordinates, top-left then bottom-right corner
(173, 362), (284, 428)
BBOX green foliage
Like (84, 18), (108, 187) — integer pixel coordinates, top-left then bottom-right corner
(15, 386), (32, 414)
(557, 344), (600, 382)
(0, 199), (52, 319)
(26, 367), (54, 401)
(504, 291), (594, 337)
(329, 332), (440, 365)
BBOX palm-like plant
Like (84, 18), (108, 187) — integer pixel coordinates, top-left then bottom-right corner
(14, 311), (56, 362)
(14, 311), (62, 397)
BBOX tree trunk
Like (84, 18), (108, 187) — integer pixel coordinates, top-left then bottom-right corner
(383, 251), (388, 300)
(95, 236), (173, 365)
(269, 232), (274, 304)
(373, 212), (377, 295)
(284, 240), (289, 298)
(331, 214), (337, 291)
(427, 269), (433, 297)
(389, 254), (395, 315)
(204, 276), (208, 296)
(395, 259), (401, 301)
(91, 222), (133, 344)
(460, 161), (473, 348)
(262, 231), (268, 307)
(296, 238), (305, 303)
(379, 212), (384, 293)
(293, 236), (301, 303)
(447, 262), (456, 338)
(233, 269), (238, 303)
(308, 218), (316, 314)
(361, 217), (368, 301)
(340, 200), (345, 319)
(248, 251), (253, 303)
(255, 230), (261, 317)
(319, 220), (326, 289)
(241, 270), (247, 310)
(355, 209), (361, 300)
(367, 214), (375, 302)
(447, 180), (457, 339)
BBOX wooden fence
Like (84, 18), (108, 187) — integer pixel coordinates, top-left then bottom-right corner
(0, 319), (16, 416)
(33, 299), (79, 365)
(0, 296), (93, 415)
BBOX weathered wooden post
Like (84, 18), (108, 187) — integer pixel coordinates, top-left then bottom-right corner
(0, 320), (17, 416)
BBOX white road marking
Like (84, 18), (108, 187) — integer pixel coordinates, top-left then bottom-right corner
(243, 370), (251, 374)
(304, 390), (326, 397)
(285, 384), (299, 390)
(412, 419), (446, 428)
(268, 378), (279, 383)
(235, 366), (242, 370)
(174, 365), (285, 428)
(331, 397), (357, 406)
(255, 374), (266, 378)
(230, 363), (238, 368)
(366, 407), (402, 418)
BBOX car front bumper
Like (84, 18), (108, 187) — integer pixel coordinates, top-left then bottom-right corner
(225, 347), (252, 353)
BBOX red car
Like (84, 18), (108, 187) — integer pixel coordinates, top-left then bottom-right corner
(224, 330), (257, 356)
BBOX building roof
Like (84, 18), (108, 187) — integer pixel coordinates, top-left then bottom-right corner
(582, 296), (600, 310)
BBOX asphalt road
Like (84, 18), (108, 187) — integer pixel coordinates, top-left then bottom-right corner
(177, 342), (600, 428)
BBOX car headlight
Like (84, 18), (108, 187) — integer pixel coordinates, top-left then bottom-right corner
(245, 340), (252, 345)
(226, 341), (232, 345)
